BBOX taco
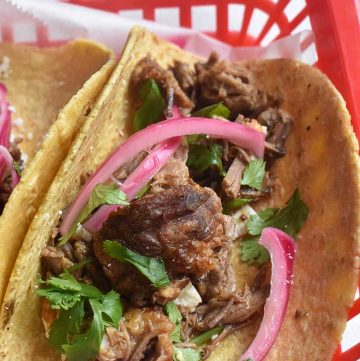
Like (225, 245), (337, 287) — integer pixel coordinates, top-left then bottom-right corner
(0, 27), (358, 361)
(0, 40), (115, 304)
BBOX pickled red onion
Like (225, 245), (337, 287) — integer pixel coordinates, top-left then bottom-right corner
(83, 137), (182, 232)
(0, 83), (11, 148)
(0, 145), (20, 188)
(60, 117), (265, 236)
(240, 227), (296, 361)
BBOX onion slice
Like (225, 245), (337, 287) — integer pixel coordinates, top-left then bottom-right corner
(0, 83), (11, 147)
(0, 145), (20, 188)
(83, 137), (182, 232)
(240, 227), (296, 361)
(60, 117), (264, 236)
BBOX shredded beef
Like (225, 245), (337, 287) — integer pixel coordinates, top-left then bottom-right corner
(195, 52), (267, 114)
(132, 57), (194, 110)
(0, 141), (22, 213)
(41, 246), (74, 276)
(192, 288), (266, 331)
(257, 107), (293, 159)
(169, 60), (196, 99)
(125, 308), (174, 361)
(150, 145), (190, 193)
(221, 154), (246, 199)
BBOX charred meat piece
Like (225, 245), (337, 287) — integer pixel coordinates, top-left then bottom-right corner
(195, 52), (267, 114)
(257, 108), (293, 159)
(96, 184), (227, 278)
(169, 60), (196, 98)
(132, 56), (194, 110)
(125, 308), (174, 361)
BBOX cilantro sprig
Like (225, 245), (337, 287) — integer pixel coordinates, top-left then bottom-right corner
(187, 142), (225, 176)
(59, 183), (129, 246)
(193, 103), (231, 119)
(223, 198), (252, 214)
(134, 79), (166, 131)
(192, 326), (224, 346)
(173, 347), (201, 361)
(38, 272), (122, 361)
(241, 189), (308, 264)
(164, 302), (182, 343)
(241, 159), (266, 191)
(104, 241), (170, 288)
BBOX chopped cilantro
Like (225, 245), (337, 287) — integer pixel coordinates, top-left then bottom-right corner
(67, 258), (93, 273)
(241, 189), (308, 264)
(192, 326), (224, 346)
(134, 79), (166, 131)
(187, 142), (225, 176)
(165, 301), (182, 343)
(173, 347), (201, 361)
(38, 272), (122, 361)
(59, 183), (129, 246)
(240, 236), (270, 264)
(13, 161), (22, 176)
(104, 241), (170, 288)
(241, 159), (266, 191)
(135, 184), (150, 199)
(223, 198), (252, 214)
(38, 272), (102, 310)
(247, 189), (308, 238)
(193, 103), (231, 119)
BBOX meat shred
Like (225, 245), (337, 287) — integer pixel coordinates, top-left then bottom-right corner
(195, 52), (267, 114)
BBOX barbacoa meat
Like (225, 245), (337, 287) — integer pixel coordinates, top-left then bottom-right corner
(195, 52), (267, 114)
(257, 107), (293, 159)
(96, 184), (227, 277)
(132, 57), (194, 110)
(0, 141), (22, 214)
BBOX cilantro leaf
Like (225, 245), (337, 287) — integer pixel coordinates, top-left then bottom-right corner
(241, 159), (266, 191)
(240, 236), (270, 264)
(100, 291), (123, 327)
(187, 143), (224, 176)
(62, 299), (104, 361)
(67, 258), (93, 273)
(193, 103), (231, 119)
(59, 183), (129, 246)
(104, 241), (170, 288)
(173, 347), (201, 361)
(38, 272), (102, 309)
(134, 79), (166, 131)
(247, 208), (277, 236)
(247, 190), (308, 238)
(241, 189), (308, 264)
(49, 299), (85, 352)
(13, 161), (22, 176)
(223, 198), (252, 214)
(37, 289), (81, 310)
(191, 326), (224, 346)
(164, 301), (182, 343)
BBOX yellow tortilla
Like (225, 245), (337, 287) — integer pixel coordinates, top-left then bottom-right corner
(0, 27), (359, 361)
(0, 40), (115, 304)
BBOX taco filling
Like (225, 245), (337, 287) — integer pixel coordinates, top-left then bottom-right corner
(38, 53), (308, 361)
(0, 82), (21, 214)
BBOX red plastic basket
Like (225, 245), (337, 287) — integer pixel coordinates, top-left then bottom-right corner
(2, 0), (360, 359)
(64, 1), (360, 360)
